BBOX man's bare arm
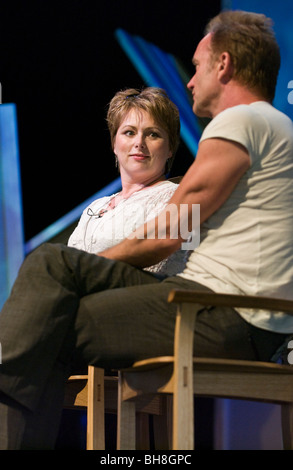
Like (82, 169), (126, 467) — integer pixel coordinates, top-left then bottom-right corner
(98, 138), (251, 267)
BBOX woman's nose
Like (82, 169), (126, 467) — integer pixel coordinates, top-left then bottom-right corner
(134, 134), (145, 148)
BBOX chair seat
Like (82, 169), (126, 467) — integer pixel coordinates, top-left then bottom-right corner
(193, 358), (293, 404)
(125, 356), (293, 374)
(121, 356), (293, 404)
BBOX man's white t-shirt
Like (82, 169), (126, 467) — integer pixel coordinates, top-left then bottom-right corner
(179, 101), (293, 333)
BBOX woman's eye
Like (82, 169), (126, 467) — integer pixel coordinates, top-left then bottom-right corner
(149, 132), (160, 138)
(124, 130), (135, 136)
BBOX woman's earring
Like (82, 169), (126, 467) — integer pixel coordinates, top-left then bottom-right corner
(115, 155), (120, 173)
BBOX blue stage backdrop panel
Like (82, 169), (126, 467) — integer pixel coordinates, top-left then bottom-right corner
(0, 104), (24, 308)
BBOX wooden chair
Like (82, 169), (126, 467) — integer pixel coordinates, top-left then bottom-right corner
(117, 290), (293, 450)
(64, 366), (171, 449)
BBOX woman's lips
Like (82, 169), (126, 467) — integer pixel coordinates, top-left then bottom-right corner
(130, 154), (149, 160)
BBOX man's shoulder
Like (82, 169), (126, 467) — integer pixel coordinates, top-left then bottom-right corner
(203, 101), (286, 136)
(200, 102), (273, 150)
(217, 101), (269, 120)
(215, 101), (291, 122)
(202, 103), (262, 136)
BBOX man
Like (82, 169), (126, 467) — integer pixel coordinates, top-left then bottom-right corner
(1, 10), (293, 449)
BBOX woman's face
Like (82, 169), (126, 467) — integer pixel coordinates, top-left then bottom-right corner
(113, 108), (172, 183)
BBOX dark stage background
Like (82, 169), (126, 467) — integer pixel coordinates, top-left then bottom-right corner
(0, 0), (221, 241)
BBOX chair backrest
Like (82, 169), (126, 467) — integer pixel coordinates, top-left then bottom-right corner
(168, 176), (182, 184)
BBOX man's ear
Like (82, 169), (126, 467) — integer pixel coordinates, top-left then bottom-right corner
(218, 51), (233, 83)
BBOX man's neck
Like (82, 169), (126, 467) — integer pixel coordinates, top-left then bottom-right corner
(212, 82), (268, 118)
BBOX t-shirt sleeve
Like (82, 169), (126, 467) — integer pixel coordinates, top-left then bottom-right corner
(199, 105), (269, 166)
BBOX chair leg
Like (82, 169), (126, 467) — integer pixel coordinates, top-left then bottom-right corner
(117, 372), (136, 450)
(172, 303), (195, 450)
(136, 412), (150, 449)
(281, 403), (293, 450)
(86, 366), (105, 450)
(152, 395), (172, 449)
(117, 401), (136, 449)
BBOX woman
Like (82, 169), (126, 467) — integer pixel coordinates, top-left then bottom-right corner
(68, 87), (187, 275)
(0, 87), (188, 451)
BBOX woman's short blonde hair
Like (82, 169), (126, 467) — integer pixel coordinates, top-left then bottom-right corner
(107, 87), (180, 172)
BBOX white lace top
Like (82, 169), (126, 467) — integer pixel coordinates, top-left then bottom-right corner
(68, 181), (188, 276)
